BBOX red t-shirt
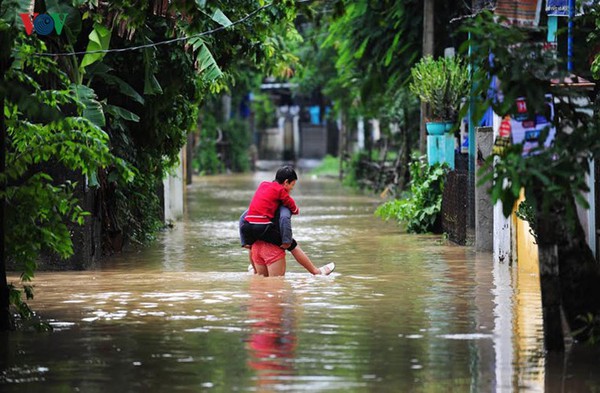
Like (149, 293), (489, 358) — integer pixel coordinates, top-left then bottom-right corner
(245, 181), (299, 224)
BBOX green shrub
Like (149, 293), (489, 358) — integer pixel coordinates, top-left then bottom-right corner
(516, 199), (538, 241)
(223, 118), (251, 173)
(572, 313), (600, 345)
(194, 116), (251, 174)
(194, 113), (224, 175)
(309, 154), (340, 177)
(194, 138), (224, 175)
(252, 92), (277, 129)
(342, 152), (365, 188)
(375, 156), (447, 233)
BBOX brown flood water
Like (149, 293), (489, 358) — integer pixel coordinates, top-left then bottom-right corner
(1, 171), (599, 392)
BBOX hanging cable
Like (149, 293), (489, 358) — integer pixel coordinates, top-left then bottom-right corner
(34, 2), (272, 57)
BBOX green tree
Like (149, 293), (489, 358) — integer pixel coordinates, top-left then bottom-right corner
(462, 10), (600, 349)
(0, 31), (133, 328)
(0, 0), (301, 329)
(294, 0), (470, 186)
(79, 0), (300, 244)
(0, 0), (20, 330)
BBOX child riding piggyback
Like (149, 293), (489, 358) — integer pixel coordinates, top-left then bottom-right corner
(240, 166), (299, 251)
(239, 166), (334, 276)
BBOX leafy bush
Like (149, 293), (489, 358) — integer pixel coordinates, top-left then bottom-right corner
(194, 115), (250, 174)
(94, 36), (197, 247)
(223, 118), (251, 173)
(252, 92), (277, 129)
(2, 34), (133, 319)
(195, 138), (224, 175)
(309, 154), (340, 177)
(195, 113), (225, 175)
(341, 152), (365, 188)
(572, 313), (600, 345)
(516, 199), (538, 241)
(375, 156), (447, 233)
(409, 56), (470, 121)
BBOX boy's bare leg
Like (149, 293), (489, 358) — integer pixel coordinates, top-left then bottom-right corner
(290, 245), (321, 275)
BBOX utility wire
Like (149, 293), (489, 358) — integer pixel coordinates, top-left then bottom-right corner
(35, 2), (272, 57)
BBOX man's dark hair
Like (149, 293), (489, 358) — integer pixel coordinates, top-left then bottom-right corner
(275, 166), (298, 184)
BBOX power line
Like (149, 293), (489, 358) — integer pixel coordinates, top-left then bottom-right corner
(34, 3), (273, 57)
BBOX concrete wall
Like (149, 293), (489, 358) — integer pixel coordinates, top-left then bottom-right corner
(163, 148), (185, 222)
(261, 127), (283, 160)
(475, 127), (494, 251)
(32, 166), (102, 271)
(575, 161), (596, 259)
(300, 124), (327, 158)
(491, 109), (597, 263)
(28, 146), (187, 271)
(259, 107), (301, 160)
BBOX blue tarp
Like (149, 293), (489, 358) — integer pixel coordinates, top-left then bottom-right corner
(480, 75), (499, 127)
(309, 106), (320, 125)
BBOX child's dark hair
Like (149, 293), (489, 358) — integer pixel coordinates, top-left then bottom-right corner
(275, 166), (298, 184)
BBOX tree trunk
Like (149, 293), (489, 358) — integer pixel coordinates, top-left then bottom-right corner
(0, 92), (10, 331)
(555, 196), (600, 333)
(420, 0), (434, 154)
(397, 107), (411, 192)
(338, 112), (346, 181)
(537, 243), (565, 351)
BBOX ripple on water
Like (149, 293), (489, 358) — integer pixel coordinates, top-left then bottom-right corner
(48, 321), (76, 331)
(436, 333), (494, 340)
(8, 175), (591, 393)
(0, 366), (49, 384)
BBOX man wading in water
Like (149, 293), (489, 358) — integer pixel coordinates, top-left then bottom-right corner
(239, 166), (335, 276)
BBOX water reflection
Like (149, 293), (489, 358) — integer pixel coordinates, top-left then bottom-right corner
(1, 172), (599, 392)
(246, 277), (297, 388)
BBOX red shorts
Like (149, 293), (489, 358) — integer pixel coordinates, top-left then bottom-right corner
(251, 241), (285, 266)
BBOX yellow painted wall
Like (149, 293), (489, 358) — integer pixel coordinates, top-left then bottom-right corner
(513, 191), (539, 274)
(512, 190), (544, 389)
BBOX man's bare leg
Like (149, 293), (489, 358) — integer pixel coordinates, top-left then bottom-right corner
(246, 246), (257, 274)
(255, 263), (268, 276)
(266, 257), (286, 277)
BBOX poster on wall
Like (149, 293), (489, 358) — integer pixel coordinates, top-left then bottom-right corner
(492, 116), (513, 156)
(546, 0), (569, 16)
(510, 95), (556, 156)
(492, 95), (556, 157)
(495, 0), (542, 26)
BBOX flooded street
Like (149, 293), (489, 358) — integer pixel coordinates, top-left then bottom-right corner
(2, 171), (599, 392)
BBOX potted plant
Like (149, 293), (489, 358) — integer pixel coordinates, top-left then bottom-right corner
(409, 55), (470, 135)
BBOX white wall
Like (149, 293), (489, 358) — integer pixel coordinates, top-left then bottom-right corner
(492, 113), (513, 264)
(163, 148), (184, 222)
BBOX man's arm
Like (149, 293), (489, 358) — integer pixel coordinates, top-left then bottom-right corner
(279, 189), (299, 215)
